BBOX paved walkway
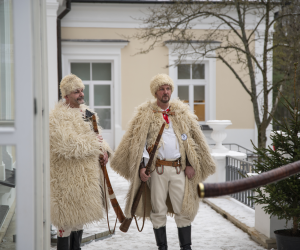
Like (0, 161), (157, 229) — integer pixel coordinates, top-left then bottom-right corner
(0, 213), (15, 250)
(0, 163), (268, 250)
(51, 164), (266, 250)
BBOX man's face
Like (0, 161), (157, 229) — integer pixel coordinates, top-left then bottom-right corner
(155, 84), (172, 104)
(65, 88), (84, 108)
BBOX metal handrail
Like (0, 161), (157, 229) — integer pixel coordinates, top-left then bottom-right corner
(209, 143), (255, 154)
(209, 143), (257, 162)
(225, 156), (255, 209)
(223, 143), (254, 154)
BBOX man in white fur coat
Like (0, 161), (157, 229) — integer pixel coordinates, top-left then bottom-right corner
(49, 74), (112, 250)
(111, 73), (216, 250)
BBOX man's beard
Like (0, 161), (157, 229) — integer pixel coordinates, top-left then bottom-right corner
(160, 95), (170, 103)
(76, 97), (85, 104)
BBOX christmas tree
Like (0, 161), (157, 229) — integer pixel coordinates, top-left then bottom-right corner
(252, 63), (300, 236)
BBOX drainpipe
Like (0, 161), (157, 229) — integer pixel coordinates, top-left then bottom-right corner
(57, 0), (71, 100)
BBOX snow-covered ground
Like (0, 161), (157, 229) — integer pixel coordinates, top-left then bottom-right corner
(206, 196), (255, 228)
(51, 163), (266, 250)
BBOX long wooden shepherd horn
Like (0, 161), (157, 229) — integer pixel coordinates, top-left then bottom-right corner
(90, 112), (126, 223)
(119, 123), (166, 233)
(198, 160), (300, 198)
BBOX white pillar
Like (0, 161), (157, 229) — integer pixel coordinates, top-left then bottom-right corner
(205, 120), (246, 183)
(46, 0), (59, 110)
(255, 189), (292, 239)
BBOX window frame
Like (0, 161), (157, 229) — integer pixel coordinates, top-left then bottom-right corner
(70, 61), (114, 130)
(177, 62), (208, 123)
(165, 42), (217, 124)
(62, 40), (129, 149)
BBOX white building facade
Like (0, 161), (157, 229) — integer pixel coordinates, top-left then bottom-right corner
(47, 1), (274, 151)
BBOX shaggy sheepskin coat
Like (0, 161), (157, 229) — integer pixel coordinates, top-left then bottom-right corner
(49, 101), (112, 229)
(111, 99), (216, 221)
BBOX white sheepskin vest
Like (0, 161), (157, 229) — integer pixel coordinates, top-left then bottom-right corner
(49, 101), (110, 229)
(111, 99), (216, 221)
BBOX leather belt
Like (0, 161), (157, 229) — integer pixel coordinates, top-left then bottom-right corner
(156, 158), (181, 167)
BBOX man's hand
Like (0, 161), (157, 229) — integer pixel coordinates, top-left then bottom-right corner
(100, 151), (108, 165)
(140, 168), (150, 182)
(185, 166), (195, 179)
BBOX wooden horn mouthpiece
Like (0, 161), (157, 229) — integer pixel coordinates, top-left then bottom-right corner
(119, 217), (133, 233)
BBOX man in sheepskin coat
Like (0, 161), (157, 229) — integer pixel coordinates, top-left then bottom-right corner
(49, 74), (112, 250)
(111, 73), (216, 250)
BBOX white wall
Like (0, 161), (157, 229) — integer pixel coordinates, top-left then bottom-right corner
(46, 0), (60, 110)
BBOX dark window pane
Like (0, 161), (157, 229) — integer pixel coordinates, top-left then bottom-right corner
(92, 63), (111, 81)
(192, 64), (205, 79)
(0, 0), (14, 125)
(83, 85), (89, 105)
(178, 86), (189, 103)
(194, 86), (205, 103)
(178, 64), (190, 79)
(94, 85), (111, 106)
(71, 63), (90, 80)
(95, 108), (111, 129)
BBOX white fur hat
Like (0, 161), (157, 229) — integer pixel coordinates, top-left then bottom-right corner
(150, 73), (174, 97)
(60, 74), (85, 98)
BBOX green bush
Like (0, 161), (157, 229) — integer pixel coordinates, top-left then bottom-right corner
(252, 63), (300, 236)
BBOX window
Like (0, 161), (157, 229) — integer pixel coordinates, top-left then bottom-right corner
(71, 62), (112, 130)
(0, 0), (14, 127)
(177, 64), (207, 122)
(178, 64), (205, 80)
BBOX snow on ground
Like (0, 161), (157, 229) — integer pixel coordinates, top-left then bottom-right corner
(51, 163), (266, 250)
(206, 197), (255, 228)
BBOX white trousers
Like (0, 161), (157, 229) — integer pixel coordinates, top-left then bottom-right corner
(149, 164), (192, 229)
(57, 224), (84, 238)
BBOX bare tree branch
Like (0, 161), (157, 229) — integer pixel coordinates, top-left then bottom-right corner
(267, 84), (283, 125)
(218, 55), (252, 96)
(128, 0), (300, 148)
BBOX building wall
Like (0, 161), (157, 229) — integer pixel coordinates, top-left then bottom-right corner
(62, 27), (169, 129)
(60, 3), (263, 149)
(62, 27), (254, 131)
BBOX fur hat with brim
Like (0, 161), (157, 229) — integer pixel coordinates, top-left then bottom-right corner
(150, 73), (174, 97)
(60, 74), (85, 98)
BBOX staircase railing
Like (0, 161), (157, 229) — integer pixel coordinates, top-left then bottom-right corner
(226, 156), (255, 209)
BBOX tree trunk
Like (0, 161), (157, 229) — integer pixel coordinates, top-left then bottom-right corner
(292, 216), (298, 235)
(258, 124), (267, 149)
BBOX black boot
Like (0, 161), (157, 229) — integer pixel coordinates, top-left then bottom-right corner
(153, 226), (168, 250)
(178, 225), (192, 250)
(69, 231), (74, 250)
(57, 236), (70, 250)
(70, 230), (83, 250)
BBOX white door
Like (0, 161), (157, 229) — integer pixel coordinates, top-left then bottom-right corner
(70, 62), (114, 148)
(0, 1), (50, 249)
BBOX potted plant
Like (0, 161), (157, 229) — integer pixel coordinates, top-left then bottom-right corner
(252, 63), (300, 250)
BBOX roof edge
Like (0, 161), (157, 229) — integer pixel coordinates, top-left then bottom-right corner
(62, 39), (129, 43)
